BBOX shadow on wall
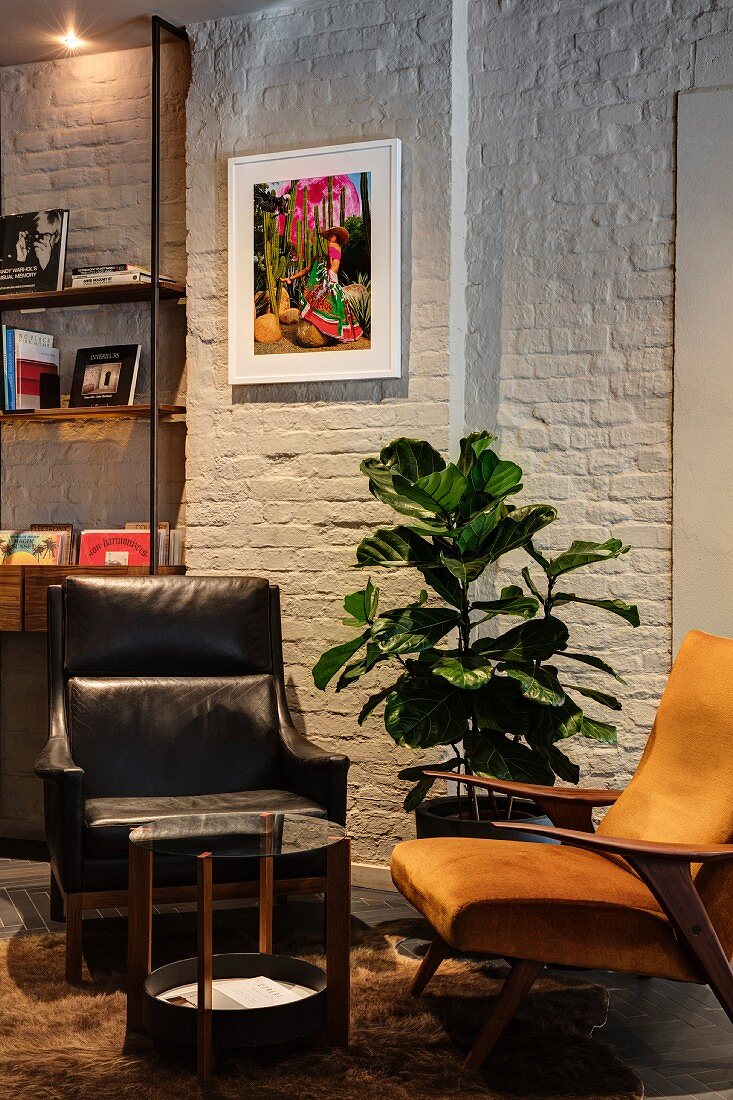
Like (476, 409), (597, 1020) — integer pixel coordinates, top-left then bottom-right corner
(229, 143), (412, 406)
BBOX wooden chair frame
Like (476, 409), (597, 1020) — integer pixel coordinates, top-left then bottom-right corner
(409, 771), (733, 1072)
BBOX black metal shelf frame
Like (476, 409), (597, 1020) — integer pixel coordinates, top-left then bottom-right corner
(0, 15), (190, 574)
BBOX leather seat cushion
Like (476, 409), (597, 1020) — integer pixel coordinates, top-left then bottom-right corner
(390, 837), (700, 983)
(85, 789), (326, 856)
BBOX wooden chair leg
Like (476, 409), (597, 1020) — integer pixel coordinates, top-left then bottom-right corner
(410, 935), (449, 997)
(464, 959), (544, 1072)
(65, 893), (83, 984)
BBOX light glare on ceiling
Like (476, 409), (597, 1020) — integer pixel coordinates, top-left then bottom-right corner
(61, 30), (83, 50)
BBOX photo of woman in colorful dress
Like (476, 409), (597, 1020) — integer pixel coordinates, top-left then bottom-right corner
(253, 173), (371, 355)
(283, 226), (362, 343)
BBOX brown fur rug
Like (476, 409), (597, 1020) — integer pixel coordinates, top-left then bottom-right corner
(0, 916), (643, 1099)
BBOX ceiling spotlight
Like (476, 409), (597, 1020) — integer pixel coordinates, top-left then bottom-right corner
(61, 31), (83, 50)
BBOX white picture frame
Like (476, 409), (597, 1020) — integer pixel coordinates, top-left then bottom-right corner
(228, 139), (401, 384)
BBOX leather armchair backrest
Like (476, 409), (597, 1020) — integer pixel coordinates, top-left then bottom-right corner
(64, 575), (272, 676)
(60, 575), (282, 797)
(68, 675), (281, 798)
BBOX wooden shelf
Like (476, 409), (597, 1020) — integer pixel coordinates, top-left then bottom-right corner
(0, 565), (187, 632)
(0, 281), (185, 312)
(0, 404), (185, 423)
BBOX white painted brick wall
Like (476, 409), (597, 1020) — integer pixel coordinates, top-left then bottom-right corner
(186, 0), (452, 864)
(0, 44), (188, 826)
(465, 0), (733, 791)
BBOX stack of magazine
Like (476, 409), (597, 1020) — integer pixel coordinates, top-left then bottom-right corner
(71, 263), (179, 289)
(0, 524), (185, 567)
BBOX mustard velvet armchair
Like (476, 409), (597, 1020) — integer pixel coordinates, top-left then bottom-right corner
(390, 630), (733, 1071)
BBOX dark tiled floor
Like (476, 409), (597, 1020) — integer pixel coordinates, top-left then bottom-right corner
(0, 858), (731, 1098)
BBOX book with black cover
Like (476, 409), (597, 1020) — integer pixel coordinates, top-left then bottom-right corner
(0, 210), (69, 293)
(69, 345), (141, 408)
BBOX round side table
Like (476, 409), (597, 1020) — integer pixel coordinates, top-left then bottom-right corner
(125, 811), (350, 1082)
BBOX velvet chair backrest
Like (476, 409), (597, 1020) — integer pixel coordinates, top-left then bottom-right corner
(599, 630), (733, 848)
(598, 629), (733, 957)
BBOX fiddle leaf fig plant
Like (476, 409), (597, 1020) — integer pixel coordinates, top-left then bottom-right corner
(313, 432), (640, 815)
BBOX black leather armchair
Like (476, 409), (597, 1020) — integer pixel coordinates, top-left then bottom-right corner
(35, 575), (349, 981)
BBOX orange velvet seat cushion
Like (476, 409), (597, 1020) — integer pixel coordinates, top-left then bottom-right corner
(390, 837), (700, 983)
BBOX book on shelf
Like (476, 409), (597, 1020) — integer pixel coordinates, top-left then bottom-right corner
(125, 521), (170, 562)
(0, 530), (69, 565)
(0, 209), (69, 293)
(30, 523), (74, 566)
(78, 529), (154, 567)
(69, 345), (141, 408)
(78, 527), (184, 567)
(2, 326), (55, 411)
(70, 264), (178, 281)
(15, 340), (59, 410)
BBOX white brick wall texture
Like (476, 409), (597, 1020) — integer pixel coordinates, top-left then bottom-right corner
(186, 0), (453, 865)
(465, 0), (733, 792)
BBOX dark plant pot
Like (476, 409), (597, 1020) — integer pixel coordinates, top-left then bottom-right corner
(414, 793), (557, 843)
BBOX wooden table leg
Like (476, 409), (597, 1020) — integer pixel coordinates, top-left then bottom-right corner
(197, 852), (213, 1084)
(259, 812), (274, 954)
(126, 841), (153, 1032)
(326, 836), (351, 1047)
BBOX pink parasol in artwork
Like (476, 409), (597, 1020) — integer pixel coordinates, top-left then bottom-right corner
(276, 175), (361, 244)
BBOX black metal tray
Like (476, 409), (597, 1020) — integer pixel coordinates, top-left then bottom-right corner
(142, 952), (327, 1048)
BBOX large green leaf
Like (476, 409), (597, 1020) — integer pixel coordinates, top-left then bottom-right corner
(457, 431), (497, 476)
(380, 437), (446, 481)
(453, 503), (503, 555)
(397, 758), (461, 782)
(472, 585), (539, 621)
(431, 653), (494, 690)
(540, 743), (580, 784)
(581, 717), (618, 743)
(545, 696), (585, 739)
(565, 684), (621, 711)
(384, 681), (468, 749)
(392, 464), (467, 517)
(357, 680), (403, 725)
(479, 505), (558, 563)
(468, 733), (555, 785)
(473, 616), (569, 663)
(342, 579), (379, 626)
(355, 527), (462, 608)
(474, 676), (548, 738)
(335, 642), (384, 691)
(312, 632), (368, 690)
(360, 458), (441, 523)
(372, 606), (460, 655)
(558, 651), (626, 684)
(403, 778), (436, 812)
(504, 664), (565, 706)
(553, 592), (640, 627)
(484, 460), (523, 500)
(546, 539), (630, 579)
(521, 565), (543, 599)
(439, 552), (492, 584)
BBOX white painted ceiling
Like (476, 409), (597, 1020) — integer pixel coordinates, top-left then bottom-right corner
(0, 1), (283, 66)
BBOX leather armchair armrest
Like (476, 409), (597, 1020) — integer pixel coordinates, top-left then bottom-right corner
(425, 771), (622, 831)
(279, 721), (350, 826)
(35, 736), (84, 784)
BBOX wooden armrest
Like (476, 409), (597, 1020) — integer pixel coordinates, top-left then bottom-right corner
(492, 821), (733, 863)
(424, 771), (622, 831)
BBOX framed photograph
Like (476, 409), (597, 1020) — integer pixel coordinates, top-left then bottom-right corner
(228, 139), (401, 384)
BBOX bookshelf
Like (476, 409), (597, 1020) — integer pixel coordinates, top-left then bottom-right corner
(0, 404), (185, 423)
(0, 16), (190, 852)
(0, 281), (185, 312)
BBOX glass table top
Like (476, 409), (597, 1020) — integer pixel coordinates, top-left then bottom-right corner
(129, 811), (345, 861)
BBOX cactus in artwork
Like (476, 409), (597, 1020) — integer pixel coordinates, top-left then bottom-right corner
(360, 172), (371, 252)
(328, 176), (334, 228)
(339, 185), (346, 228)
(262, 209), (286, 320)
(282, 179), (297, 253)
